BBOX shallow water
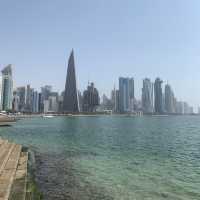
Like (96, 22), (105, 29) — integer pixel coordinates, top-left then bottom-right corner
(0, 116), (199, 200)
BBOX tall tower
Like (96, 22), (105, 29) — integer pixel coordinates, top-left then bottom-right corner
(63, 50), (79, 113)
(1, 64), (13, 111)
(142, 78), (154, 113)
(154, 77), (163, 114)
(165, 84), (175, 114)
(119, 77), (134, 113)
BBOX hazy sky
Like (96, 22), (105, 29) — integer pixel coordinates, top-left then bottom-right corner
(0, 0), (200, 109)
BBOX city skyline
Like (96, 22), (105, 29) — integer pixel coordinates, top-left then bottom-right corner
(0, 62), (194, 115)
(1, 0), (200, 110)
(0, 61), (197, 112)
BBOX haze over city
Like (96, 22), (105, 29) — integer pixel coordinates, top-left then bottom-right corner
(1, 0), (200, 109)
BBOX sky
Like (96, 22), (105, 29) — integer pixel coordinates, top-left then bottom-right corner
(0, 0), (200, 110)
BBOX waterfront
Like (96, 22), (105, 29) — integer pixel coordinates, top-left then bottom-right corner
(0, 116), (199, 200)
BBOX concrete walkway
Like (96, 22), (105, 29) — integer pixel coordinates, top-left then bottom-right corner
(0, 138), (28, 200)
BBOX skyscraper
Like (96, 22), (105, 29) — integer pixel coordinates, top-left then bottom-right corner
(115, 90), (120, 113)
(40, 85), (52, 113)
(41, 85), (52, 101)
(82, 82), (99, 112)
(25, 84), (34, 112)
(63, 50), (79, 113)
(183, 102), (190, 114)
(142, 78), (154, 113)
(154, 78), (163, 114)
(165, 84), (175, 114)
(12, 91), (20, 112)
(16, 87), (26, 112)
(32, 91), (39, 113)
(111, 86), (118, 112)
(48, 95), (58, 112)
(119, 77), (134, 113)
(1, 65), (13, 111)
(38, 93), (43, 113)
(176, 101), (184, 114)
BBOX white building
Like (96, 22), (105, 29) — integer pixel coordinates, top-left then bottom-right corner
(43, 100), (50, 113)
(48, 96), (58, 112)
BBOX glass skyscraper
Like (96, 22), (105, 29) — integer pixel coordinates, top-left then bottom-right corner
(119, 77), (134, 113)
(1, 65), (13, 111)
(154, 77), (163, 114)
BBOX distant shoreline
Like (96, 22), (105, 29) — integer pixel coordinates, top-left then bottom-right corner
(8, 112), (199, 119)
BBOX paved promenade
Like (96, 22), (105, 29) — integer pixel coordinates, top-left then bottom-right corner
(0, 138), (28, 200)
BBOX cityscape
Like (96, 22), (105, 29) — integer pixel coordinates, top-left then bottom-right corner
(1, 1), (200, 200)
(0, 50), (195, 115)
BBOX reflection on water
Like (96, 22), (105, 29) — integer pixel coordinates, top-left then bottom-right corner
(0, 116), (200, 200)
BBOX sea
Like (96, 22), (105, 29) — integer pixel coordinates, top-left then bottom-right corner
(0, 115), (199, 200)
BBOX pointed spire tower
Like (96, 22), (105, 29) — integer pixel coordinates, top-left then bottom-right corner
(63, 50), (80, 113)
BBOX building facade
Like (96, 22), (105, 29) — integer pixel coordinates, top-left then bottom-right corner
(119, 77), (134, 113)
(1, 65), (13, 111)
(12, 91), (20, 112)
(82, 82), (99, 112)
(142, 78), (154, 113)
(164, 84), (175, 114)
(16, 87), (26, 112)
(32, 91), (39, 113)
(25, 85), (34, 112)
(48, 96), (58, 112)
(63, 50), (79, 113)
(154, 78), (163, 114)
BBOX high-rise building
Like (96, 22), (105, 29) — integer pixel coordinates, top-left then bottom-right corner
(102, 94), (113, 110)
(176, 101), (184, 114)
(189, 106), (194, 114)
(25, 84), (34, 112)
(1, 65), (13, 111)
(111, 88), (116, 109)
(43, 100), (50, 113)
(12, 91), (20, 112)
(115, 90), (120, 113)
(165, 84), (175, 114)
(111, 87), (118, 112)
(183, 102), (191, 114)
(82, 82), (99, 112)
(129, 78), (134, 100)
(142, 78), (154, 113)
(63, 50), (79, 113)
(32, 91), (39, 113)
(154, 78), (163, 114)
(119, 77), (134, 113)
(58, 92), (64, 113)
(48, 96), (58, 112)
(41, 85), (52, 100)
(39, 85), (52, 113)
(38, 93), (43, 113)
(16, 87), (26, 112)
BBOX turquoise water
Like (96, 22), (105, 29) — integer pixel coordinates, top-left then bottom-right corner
(0, 116), (200, 200)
